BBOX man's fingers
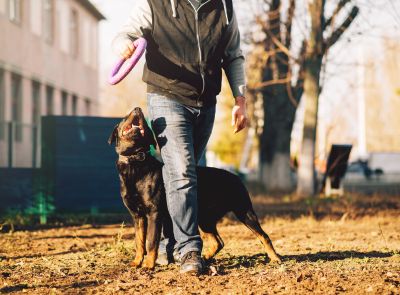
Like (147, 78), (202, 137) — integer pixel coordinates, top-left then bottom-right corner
(231, 110), (237, 126)
(234, 116), (247, 133)
(122, 44), (136, 59)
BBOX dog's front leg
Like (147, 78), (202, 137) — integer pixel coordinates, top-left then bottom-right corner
(131, 215), (147, 267)
(142, 212), (161, 269)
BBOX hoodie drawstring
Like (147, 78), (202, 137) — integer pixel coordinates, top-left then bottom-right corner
(221, 0), (229, 25)
(170, 0), (177, 17)
(170, 0), (229, 25)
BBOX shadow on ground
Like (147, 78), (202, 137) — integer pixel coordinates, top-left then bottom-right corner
(214, 250), (395, 270)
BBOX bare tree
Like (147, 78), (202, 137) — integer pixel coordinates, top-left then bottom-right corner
(245, 0), (358, 194)
(297, 0), (359, 196)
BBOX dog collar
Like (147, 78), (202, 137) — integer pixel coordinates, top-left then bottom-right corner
(118, 151), (149, 164)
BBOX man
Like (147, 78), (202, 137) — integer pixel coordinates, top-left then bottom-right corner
(116, 0), (247, 274)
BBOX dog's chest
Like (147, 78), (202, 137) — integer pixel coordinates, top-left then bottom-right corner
(118, 162), (163, 214)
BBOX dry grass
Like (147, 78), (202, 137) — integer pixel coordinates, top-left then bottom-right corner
(0, 194), (399, 294)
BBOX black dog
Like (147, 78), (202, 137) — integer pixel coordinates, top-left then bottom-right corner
(108, 107), (281, 269)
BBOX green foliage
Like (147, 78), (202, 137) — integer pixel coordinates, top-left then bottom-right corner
(209, 76), (247, 168)
(24, 191), (55, 225)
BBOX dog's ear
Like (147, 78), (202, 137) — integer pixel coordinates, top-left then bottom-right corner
(108, 124), (118, 145)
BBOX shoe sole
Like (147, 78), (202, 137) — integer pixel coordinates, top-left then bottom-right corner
(179, 264), (203, 275)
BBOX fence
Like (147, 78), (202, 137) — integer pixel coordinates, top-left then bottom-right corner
(0, 116), (124, 216)
(40, 116), (122, 212)
(0, 121), (40, 168)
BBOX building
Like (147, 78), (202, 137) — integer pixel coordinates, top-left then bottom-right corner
(0, 0), (105, 168)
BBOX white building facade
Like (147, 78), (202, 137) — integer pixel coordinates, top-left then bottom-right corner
(0, 0), (104, 168)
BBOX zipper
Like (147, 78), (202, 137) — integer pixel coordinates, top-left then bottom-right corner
(187, 0), (211, 106)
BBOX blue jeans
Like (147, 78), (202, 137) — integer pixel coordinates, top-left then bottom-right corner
(147, 93), (216, 257)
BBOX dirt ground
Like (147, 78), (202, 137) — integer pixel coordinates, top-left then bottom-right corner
(0, 194), (399, 294)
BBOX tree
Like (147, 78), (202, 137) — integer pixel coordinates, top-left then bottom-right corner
(245, 0), (358, 194)
(297, 0), (359, 196)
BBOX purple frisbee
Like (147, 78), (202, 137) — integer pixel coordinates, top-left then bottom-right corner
(108, 37), (147, 85)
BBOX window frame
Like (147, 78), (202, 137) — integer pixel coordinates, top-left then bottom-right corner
(31, 80), (41, 126)
(11, 73), (23, 142)
(42, 0), (54, 44)
(46, 85), (54, 116)
(61, 90), (68, 115)
(8, 0), (22, 24)
(70, 8), (79, 58)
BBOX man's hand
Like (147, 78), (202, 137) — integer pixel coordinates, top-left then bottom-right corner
(120, 42), (136, 60)
(231, 96), (248, 133)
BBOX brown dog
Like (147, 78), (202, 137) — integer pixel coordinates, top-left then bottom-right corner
(108, 107), (281, 269)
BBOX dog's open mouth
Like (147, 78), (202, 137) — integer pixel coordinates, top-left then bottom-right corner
(122, 115), (142, 137)
(122, 123), (140, 136)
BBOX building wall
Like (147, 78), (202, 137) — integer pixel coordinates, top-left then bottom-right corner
(364, 40), (400, 153)
(0, 0), (103, 168)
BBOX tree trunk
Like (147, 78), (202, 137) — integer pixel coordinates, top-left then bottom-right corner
(296, 58), (321, 196)
(260, 87), (296, 193)
(296, 0), (324, 196)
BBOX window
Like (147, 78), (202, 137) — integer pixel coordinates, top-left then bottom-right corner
(83, 19), (90, 65)
(42, 0), (54, 43)
(61, 91), (68, 115)
(30, 0), (41, 35)
(0, 0), (6, 15)
(8, 0), (21, 23)
(0, 69), (5, 140)
(59, 1), (69, 53)
(32, 81), (41, 125)
(72, 95), (77, 115)
(46, 85), (54, 115)
(11, 73), (23, 142)
(85, 99), (91, 116)
(70, 9), (79, 58)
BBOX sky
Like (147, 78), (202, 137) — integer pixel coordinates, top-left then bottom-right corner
(91, 0), (400, 158)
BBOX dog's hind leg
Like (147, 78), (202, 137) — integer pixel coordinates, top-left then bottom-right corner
(131, 215), (147, 267)
(142, 212), (161, 269)
(199, 223), (224, 261)
(234, 208), (281, 263)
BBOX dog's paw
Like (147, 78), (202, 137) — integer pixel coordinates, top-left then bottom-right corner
(202, 250), (216, 261)
(141, 259), (155, 269)
(269, 255), (282, 264)
(130, 258), (143, 268)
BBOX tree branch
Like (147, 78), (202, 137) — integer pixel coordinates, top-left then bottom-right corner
(323, 0), (352, 31)
(263, 26), (300, 63)
(323, 6), (359, 51)
(285, 0), (296, 48)
(252, 76), (291, 90)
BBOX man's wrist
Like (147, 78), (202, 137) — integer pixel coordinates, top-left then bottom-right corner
(235, 96), (246, 105)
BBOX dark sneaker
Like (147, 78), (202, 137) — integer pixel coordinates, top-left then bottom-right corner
(156, 251), (181, 266)
(180, 251), (204, 275)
